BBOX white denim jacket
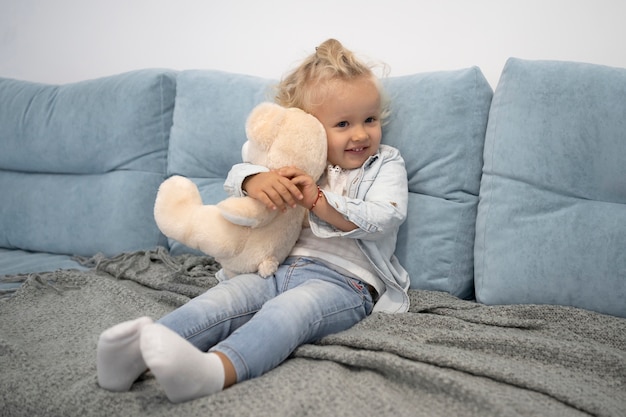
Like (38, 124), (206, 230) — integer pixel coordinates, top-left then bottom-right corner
(224, 144), (410, 313)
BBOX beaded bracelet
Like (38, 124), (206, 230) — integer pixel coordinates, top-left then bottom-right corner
(310, 186), (323, 210)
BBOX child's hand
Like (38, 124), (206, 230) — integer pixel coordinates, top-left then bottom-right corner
(242, 170), (304, 212)
(278, 166), (358, 232)
(276, 167), (319, 210)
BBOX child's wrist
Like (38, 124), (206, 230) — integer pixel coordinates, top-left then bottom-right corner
(241, 174), (255, 195)
(309, 186), (323, 210)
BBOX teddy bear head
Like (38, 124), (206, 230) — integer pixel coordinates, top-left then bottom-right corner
(242, 102), (327, 182)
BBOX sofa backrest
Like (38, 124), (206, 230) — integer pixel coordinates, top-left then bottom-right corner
(475, 58), (626, 317)
(0, 69), (177, 257)
(167, 68), (493, 300)
(383, 69), (492, 299)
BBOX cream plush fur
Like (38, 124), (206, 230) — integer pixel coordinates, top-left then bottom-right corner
(154, 102), (327, 278)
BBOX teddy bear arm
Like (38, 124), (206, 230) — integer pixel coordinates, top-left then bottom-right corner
(217, 196), (278, 228)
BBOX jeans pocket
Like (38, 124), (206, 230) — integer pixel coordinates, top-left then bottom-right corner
(345, 277), (373, 302)
(347, 277), (375, 315)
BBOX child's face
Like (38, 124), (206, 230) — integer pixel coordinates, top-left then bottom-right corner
(310, 77), (382, 170)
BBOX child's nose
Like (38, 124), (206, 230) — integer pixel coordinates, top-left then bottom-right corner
(352, 125), (368, 141)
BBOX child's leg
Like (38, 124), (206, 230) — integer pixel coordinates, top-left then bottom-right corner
(155, 272), (277, 351)
(97, 316), (153, 391)
(138, 261), (371, 403)
(139, 273), (275, 402)
(212, 274), (371, 382)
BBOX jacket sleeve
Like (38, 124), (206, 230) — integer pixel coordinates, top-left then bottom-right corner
(310, 147), (408, 241)
(223, 163), (269, 197)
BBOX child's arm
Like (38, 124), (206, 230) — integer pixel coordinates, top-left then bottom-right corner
(284, 147), (408, 238)
(223, 163), (268, 197)
(242, 169), (305, 213)
(276, 167), (358, 232)
(309, 189), (358, 232)
(225, 162), (308, 213)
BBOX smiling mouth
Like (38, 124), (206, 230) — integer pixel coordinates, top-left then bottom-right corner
(347, 147), (367, 153)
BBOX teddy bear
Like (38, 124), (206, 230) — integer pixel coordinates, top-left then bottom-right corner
(153, 102), (327, 278)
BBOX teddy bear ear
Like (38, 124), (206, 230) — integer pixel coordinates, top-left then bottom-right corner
(245, 102), (286, 149)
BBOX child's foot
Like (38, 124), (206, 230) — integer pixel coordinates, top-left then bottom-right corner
(97, 316), (153, 391)
(140, 323), (225, 403)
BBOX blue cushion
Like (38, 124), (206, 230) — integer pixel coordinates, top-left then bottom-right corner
(167, 70), (274, 254)
(383, 68), (492, 299)
(168, 68), (493, 301)
(0, 248), (87, 276)
(0, 69), (177, 262)
(168, 70), (275, 180)
(475, 58), (626, 317)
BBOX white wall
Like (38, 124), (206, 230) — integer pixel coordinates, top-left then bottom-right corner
(1, 0), (625, 87)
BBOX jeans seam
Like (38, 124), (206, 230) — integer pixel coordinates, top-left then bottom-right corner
(212, 343), (250, 382)
(183, 309), (261, 342)
(282, 257), (312, 292)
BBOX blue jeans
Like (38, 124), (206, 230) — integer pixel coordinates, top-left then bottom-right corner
(157, 257), (374, 382)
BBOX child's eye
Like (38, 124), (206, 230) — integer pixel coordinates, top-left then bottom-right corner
(365, 117), (377, 123)
(336, 121), (348, 128)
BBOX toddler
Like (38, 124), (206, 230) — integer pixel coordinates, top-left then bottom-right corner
(97, 38), (410, 403)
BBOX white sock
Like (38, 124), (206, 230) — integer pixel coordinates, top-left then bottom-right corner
(97, 316), (153, 391)
(140, 323), (226, 403)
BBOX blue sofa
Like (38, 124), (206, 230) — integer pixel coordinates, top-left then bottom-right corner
(1, 59), (625, 416)
(2, 57), (624, 317)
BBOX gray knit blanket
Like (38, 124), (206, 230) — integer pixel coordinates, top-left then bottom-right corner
(1, 248), (625, 417)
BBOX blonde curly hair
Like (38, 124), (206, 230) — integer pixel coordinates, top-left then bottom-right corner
(274, 39), (390, 122)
